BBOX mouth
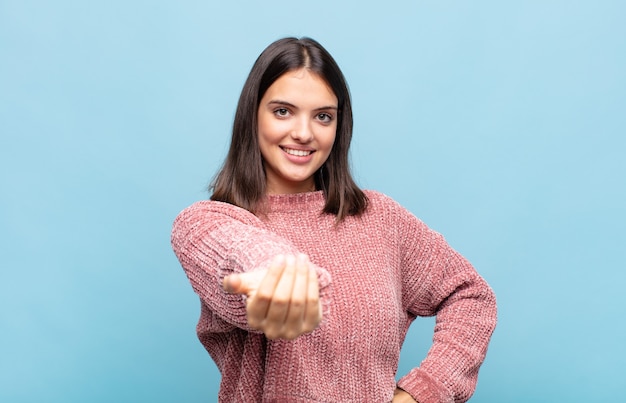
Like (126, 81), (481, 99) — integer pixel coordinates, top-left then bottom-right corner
(281, 147), (314, 157)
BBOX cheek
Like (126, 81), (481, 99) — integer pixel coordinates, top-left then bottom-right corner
(257, 114), (270, 141)
(321, 128), (337, 152)
(258, 116), (287, 143)
(257, 119), (273, 159)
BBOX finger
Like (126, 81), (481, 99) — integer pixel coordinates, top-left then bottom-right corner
(247, 255), (286, 329)
(281, 254), (309, 339)
(301, 262), (321, 334)
(264, 254), (298, 338)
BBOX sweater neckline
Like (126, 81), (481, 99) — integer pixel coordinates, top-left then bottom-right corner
(265, 191), (325, 213)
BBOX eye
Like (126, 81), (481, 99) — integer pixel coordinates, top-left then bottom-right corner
(273, 108), (290, 118)
(316, 112), (333, 123)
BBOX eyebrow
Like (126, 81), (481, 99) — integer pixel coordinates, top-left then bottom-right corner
(267, 100), (338, 111)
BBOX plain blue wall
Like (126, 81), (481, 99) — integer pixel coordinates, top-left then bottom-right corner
(1, 1), (624, 402)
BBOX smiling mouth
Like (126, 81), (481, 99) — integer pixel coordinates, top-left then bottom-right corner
(281, 147), (314, 157)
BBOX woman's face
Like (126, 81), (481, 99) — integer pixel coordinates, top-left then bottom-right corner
(257, 68), (338, 194)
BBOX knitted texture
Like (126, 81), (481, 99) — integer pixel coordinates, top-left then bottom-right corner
(171, 190), (497, 403)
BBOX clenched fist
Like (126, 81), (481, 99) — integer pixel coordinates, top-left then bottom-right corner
(223, 254), (322, 340)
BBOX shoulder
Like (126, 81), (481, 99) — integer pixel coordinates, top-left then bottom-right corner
(361, 190), (428, 229)
(173, 199), (261, 228)
(363, 190), (412, 216)
(363, 189), (396, 207)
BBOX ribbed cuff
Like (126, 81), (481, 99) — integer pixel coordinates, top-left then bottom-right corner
(397, 368), (453, 403)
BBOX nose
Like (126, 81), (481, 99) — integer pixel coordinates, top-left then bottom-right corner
(290, 117), (313, 143)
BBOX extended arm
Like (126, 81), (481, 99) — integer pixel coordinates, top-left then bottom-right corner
(171, 200), (331, 333)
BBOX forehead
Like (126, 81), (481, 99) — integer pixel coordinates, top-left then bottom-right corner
(262, 68), (337, 105)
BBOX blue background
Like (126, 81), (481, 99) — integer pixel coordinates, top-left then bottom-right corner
(1, 1), (624, 402)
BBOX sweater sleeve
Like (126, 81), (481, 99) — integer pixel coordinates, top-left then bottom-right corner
(392, 202), (497, 403)
(170, 200), (332, 332)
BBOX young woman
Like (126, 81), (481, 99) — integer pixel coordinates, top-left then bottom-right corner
(171, 37), (497, 403)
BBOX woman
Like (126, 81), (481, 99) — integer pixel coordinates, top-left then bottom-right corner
(171, 37), (497, 403)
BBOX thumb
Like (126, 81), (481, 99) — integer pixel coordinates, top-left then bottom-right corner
(222, 270), (264, 295)
(223, 273), (244, 294)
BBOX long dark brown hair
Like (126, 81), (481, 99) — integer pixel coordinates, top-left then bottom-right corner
(210, 37), (368, 221)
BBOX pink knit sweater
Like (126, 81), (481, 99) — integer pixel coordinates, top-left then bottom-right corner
(171, 190), (496, 403)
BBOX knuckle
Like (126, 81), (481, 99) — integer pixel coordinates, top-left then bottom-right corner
(247, 316), (261, 329)
(272, 297), (289, 308)
(290, 297), (305, 309)
(303, 315), (321, 331)
(283, 330), (298, 340)
(301, 323), (316, 334)
(255, 290), (274, 301)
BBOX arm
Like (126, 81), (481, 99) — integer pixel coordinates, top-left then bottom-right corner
(393, 203), (497, 403)
(171, 200), (331, 333)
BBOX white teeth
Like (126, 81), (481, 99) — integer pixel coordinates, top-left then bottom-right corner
(283, 148), (312, 157)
